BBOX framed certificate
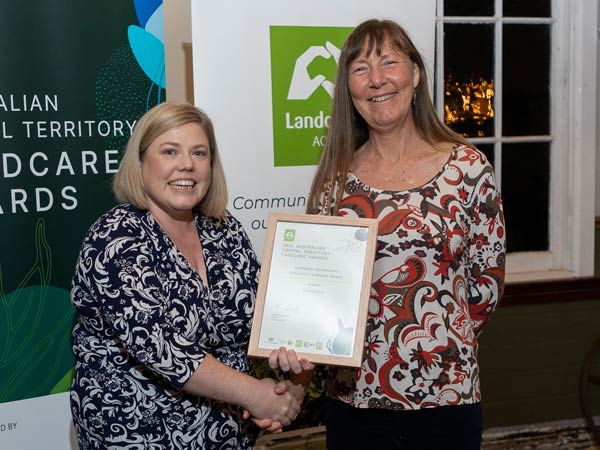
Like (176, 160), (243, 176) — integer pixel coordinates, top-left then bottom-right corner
(248, 213), (378, 367)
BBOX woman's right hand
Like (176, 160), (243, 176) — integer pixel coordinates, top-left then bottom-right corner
(245, 378), (301, 426)
(242, 410), (283, 433)
(243, 378), (306, 433)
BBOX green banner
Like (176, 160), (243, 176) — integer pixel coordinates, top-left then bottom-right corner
(270, 26), (352, 166)
(0, 0), (166, 403)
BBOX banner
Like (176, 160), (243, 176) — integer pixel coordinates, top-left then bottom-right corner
(0, 1), (166, 448)
(191, 0), (436, 254)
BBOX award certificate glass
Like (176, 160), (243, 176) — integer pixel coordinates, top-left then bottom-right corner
(248, 213), (377, 367)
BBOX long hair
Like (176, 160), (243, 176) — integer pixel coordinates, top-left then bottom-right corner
(306, 19), (470, 215)
(113, 101), (228, 219)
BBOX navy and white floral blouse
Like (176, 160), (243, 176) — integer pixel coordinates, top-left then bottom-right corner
(70, 204), (260, 450)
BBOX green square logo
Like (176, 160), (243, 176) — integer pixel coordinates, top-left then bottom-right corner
(283, 229), (296, 242)
(270, 26), (353, 166)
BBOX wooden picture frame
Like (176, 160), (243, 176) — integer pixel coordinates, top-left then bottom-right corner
(248, 212), (378, 367)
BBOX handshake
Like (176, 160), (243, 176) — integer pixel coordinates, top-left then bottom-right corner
(244, 347), (315, 434)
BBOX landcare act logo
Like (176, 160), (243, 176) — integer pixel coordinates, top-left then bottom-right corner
(283, 228), (296, 242)
(270, 26), (353, 166)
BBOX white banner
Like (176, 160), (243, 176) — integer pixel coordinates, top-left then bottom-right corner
(191, 0), (436, 255)
(0, 393), (74, 450)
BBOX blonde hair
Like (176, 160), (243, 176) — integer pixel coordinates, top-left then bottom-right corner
(113, 101), (228, 219)
(307, 19), (470, 215)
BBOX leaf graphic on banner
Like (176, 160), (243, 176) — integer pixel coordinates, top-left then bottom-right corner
(0, 219), (75, 403)
(128, 25), (166, 89)
(50, 367), (76, 395)
(133, 0), (162, 28)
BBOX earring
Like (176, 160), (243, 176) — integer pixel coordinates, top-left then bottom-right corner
(412, 89), (417, 106)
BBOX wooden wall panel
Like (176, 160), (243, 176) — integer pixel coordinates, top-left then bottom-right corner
(478, 292), (600, 428)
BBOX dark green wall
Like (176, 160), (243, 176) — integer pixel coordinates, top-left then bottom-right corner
(594, 223), (600, 277)
(478, 298), (600, 428)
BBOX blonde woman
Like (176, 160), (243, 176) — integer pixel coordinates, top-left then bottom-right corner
(70, 102), (304, 450)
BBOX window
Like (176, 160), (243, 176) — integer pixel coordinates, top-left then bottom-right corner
(435, 0), (597, 280)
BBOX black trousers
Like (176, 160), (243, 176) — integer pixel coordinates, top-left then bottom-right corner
(325, 398), (483, 450)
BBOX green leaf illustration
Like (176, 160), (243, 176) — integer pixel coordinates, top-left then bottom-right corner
(50, 367), (76, 395)
(0, 219), (75, 403)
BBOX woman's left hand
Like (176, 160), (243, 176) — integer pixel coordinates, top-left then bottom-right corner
(268, 347), (315, 374)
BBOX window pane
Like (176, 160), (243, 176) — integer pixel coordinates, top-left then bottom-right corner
(476, 144), (495, 167)
(444, 0), (493, 16)
(502, 24), (550, 136)
(504, 0), (551, 17)
(444, 24), (494, 138)
(501, 142), (550, 252)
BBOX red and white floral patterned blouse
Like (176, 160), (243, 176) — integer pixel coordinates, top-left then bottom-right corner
(324, 145), (506, 410)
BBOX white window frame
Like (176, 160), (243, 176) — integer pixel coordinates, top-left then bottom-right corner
(435, 0), (597, 282)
